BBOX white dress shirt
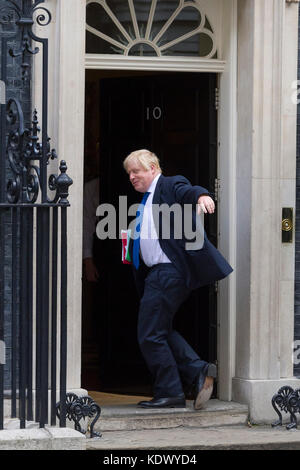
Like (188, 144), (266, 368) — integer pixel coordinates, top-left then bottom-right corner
(140, 173), (171, 267)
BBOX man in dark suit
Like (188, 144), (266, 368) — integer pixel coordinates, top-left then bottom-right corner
(123, 149), (233, 409)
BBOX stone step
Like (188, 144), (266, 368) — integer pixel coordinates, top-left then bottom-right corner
(86, 424), (300, 451)
(92, 399), (249, 433)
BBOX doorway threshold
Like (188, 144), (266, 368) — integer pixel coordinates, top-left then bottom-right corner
(87, 392), (248, 433)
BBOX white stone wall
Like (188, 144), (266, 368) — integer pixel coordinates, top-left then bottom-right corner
(232, 0), (300, 423)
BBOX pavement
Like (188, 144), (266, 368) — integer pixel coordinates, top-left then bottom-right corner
(86, 423), (300, 451)
(0, 422), (86, 450)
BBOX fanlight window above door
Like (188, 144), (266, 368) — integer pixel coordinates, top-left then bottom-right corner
(86, 0), (217, 58)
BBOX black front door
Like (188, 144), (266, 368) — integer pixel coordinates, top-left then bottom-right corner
(97, 73), (218, 396)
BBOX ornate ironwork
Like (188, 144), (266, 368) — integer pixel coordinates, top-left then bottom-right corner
(0, 0), (51, 82)
(287, 388), (300, 430)
(0, 0), (72, 432)
(271, 386), (300, 430)
(49, 160), (73, 206)
(1, 1), (73, 206)
(1, 0), (64, 206)
(5, 100), (68, 204)
(56, 393), (102, 439)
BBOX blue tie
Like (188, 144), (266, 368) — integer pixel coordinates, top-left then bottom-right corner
(132, 191), (150, 269)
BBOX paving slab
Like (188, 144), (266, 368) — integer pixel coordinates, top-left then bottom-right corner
(0, 420), (86, 450)
(86, 424), (300, 451)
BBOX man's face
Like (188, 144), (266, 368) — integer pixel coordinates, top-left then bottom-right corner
(127, 160), (157, 193)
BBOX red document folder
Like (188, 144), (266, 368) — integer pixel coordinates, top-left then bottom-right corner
(121, 230), (131, 264)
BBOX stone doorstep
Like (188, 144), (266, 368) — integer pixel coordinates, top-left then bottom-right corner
(93, 399), (249, 432)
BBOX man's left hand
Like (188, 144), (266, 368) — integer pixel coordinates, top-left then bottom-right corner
(197, 195), (215, 214)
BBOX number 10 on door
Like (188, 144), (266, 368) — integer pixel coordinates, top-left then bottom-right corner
(146, 106), (162, 120)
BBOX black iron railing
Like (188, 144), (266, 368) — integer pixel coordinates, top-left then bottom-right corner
(272, 386), (300, 430)
(0, 0), (72, 430)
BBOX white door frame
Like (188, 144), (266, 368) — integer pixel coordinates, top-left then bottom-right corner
(84, 0), (237, 401)
(51, 0), (237, 399)
(85, 54), (226, 73)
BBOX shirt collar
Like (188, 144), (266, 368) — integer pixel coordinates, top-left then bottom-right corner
(146, 172), (161, 194)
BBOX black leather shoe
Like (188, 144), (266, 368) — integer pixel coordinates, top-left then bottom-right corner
(194, 363), (217, 410)
(137, 396), (186, 408)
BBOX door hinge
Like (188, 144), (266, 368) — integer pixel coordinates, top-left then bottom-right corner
(215, 281), (219, 294)
(215, 87), (220, 111)
(214, 178), (220, 202)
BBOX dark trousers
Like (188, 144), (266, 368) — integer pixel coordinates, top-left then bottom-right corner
(137, 263), (207, 398)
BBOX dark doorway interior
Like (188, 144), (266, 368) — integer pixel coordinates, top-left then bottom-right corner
(82, 71), (218, 397)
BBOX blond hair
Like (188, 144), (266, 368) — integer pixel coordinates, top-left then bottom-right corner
(123, 149), (162, 173)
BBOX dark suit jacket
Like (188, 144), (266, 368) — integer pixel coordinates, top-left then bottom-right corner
(129, 174), (233, 296)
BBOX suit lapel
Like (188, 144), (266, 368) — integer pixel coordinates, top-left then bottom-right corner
(152, 174), (164, 205)
(152, 174), (164, 241)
